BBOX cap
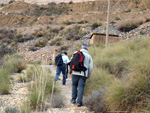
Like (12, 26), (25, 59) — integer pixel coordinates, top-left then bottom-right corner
(82, 44), (88, 50)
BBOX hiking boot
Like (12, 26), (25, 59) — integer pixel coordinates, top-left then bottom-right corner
(77, 103), (83, 107)
(62, 83), (66, 85)
(70, 99), (76, 104)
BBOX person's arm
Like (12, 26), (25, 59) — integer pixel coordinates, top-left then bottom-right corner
(88, 56), (93, 77)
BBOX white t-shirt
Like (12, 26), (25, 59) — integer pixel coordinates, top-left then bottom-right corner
(62, 54), (70, 64)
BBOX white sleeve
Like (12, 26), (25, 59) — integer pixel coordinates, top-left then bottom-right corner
(66, 56), (70, 63)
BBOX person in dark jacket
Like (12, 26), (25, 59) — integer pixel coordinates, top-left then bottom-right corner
(54, 52), (70, 85)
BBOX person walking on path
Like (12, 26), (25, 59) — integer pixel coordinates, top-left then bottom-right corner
(54, 52), (70, 85)
(70, 44), (93, 107)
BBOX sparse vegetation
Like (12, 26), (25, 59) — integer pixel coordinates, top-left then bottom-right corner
(124, 9), (131, 13)
(77, 20), (88, 24)
(3, 54), (26, 73)
(27, 65), (58, 108)
(5, 106), (19, 113)
(0, 68), (11, 95)
(0, 54), (26, 95)
(64, 26), (86, 40)
(37, 30), (44, 37)
(49, 38), (62, 46)
(140, 31), (145, 35)
(92, 22), (102, 29)
(36, 38), (48, 47)
(51, 94), (65, 108)
(32, 3), (69, 16)
(85, 37), (150, 112)
(118, 21), (143, 32)
(146, 18), (150, 22)
(115, 17), (121, 21)
(62, 21), (73, 25)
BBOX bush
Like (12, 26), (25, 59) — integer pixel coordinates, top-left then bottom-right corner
(84, 68), (114, 95)
(0, 45), (14, 58)
(140, 31), (145, 35)
(87, 37), (150, 112)
(124, 9), (131, 13)
(8, 0), (15, 4)
(146, 18), (150, 22)
(92, 22), (102, 29)
(64, 26), (86, 40)
(50, 28), (59, 34)
(49, 40), (56, 46)
(84, 89), (106, 112)
(51, 94), (65, 108)
(62, 21), (73, 25)
(0, 68), (10, 95)
(19, 75), (27, 83)
(36, 38), (48, 47)
(77, 20), (88, 24)
(116, 17), (121, 21)
(5, 106), (19, 113)
(28, 65), (57, 108)
(118, 21), (143, 32)
(3, 54), (26, 73)
(21, 101), (31, 113)
(59, 45), (69, 51)
(37, 31), (44, 37)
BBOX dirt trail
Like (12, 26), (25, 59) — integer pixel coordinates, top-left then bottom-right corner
(46, 65), (92, 113)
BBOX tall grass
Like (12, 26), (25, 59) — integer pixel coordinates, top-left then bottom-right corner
(0, 68), (10, 94)
(3, 54), (26, 73)
(27, 65), (57, 109)
(0, 54), (26, 94)
(85, 37), (150, 112)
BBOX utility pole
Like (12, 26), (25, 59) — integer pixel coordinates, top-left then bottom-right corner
(105, 0), (111, 46)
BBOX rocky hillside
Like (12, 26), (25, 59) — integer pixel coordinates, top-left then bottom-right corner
(0, 0), (150, 62)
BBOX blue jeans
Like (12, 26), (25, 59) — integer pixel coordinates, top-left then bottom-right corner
(54, 63), (66, 84)
(71, 75), (87, 105)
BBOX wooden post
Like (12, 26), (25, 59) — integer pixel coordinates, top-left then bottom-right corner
(105, 0), (111, 46)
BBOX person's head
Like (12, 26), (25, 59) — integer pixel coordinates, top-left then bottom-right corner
(64, 52), (67, 55)
(82, 44), (88, 50)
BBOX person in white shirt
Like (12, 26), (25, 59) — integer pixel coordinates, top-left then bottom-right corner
(54, 52), (70, 85)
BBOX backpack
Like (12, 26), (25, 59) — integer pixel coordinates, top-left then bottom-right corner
(55, 54), (63, 66)
(70, 51), (87, 72)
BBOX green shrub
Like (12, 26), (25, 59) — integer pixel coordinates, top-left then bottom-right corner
(78, 20), (88, 24)
(50, 28), (59, 34)
(140, 31), (145, 35)
(3, 55), (26, 73)
(118, 21), (143, 32)
(115, 17), (121, 21)
(0, 68), (10, 95)
(92, 22), (102, 29)
(21, 101), (31, 113)
(84, 68), (114, 95)
(87, 37), (150, 112)
(124, 9), (131, 13)
(64, 26), (86, 40)
(19, 75), (27, 83)
(36, 38), (48, 47)
(146, 18), (150, 22)
(5, 106), (19, 113)
(62, 21), (73, 25)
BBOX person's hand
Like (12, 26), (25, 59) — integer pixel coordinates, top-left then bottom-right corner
(69, 70), (72, 74)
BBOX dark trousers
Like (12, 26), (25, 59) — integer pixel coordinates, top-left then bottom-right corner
(54, 63), (66, 84)
(71, 74), (87, 105)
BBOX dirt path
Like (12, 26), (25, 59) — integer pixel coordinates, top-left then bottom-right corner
(46, 65), (93, 113)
